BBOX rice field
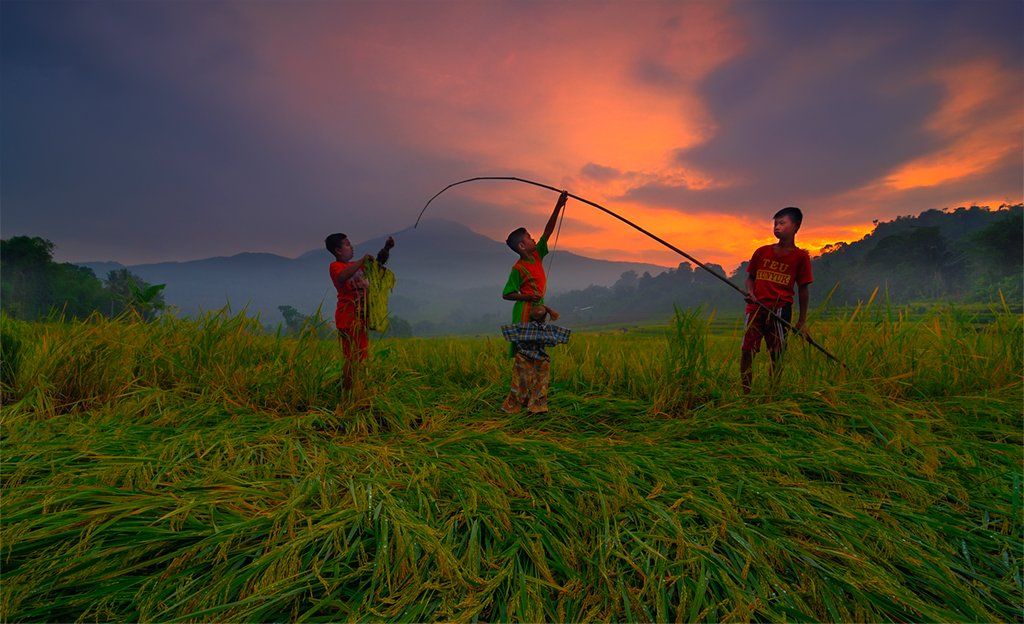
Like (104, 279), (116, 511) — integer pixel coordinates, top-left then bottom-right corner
(1, 299), (1021, 622)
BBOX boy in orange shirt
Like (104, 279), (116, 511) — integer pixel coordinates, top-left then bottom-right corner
(741, 207), (813, 393)
(326, 232), (394, 390)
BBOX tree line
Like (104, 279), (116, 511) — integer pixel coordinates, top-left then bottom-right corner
(1, 236), (166, 321)
(4, 204), (1019, 332)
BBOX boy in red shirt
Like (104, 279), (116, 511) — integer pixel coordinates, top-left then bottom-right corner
(326, 232), (394, 390)
(502, 190), (569, 325)
(741, 206), (813, 393)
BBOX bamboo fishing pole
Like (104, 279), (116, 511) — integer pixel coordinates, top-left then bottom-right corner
(417, 176), (845, 367)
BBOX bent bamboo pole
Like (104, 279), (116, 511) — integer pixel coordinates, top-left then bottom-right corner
(418, 176), (845, 367)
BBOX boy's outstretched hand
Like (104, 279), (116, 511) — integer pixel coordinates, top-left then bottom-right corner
(543, 191), (570, 241)
(384, 236), (395, 250)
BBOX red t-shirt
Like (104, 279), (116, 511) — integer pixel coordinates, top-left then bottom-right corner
(329, 261), (367, 329)
(745, 244), (813, 313)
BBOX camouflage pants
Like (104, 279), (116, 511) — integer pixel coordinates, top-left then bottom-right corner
(502, 353), (550, 413)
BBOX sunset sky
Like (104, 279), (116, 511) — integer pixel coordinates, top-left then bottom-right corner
(3, 1), (1021, 271)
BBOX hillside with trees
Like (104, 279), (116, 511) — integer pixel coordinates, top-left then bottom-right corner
(1, 237), (165, 321)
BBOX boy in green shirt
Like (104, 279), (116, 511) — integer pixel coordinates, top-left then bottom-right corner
(501, 190), (569, 325)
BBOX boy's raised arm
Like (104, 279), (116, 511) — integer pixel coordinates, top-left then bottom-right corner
(540, 191), (569, 243)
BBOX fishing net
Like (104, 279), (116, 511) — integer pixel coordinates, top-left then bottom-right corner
(360, 261), (396, 333)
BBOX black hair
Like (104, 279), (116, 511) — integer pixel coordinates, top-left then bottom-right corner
(506, 227), (528, 252)
(773, 207), (803, 227)
(325, 233), (347, 253)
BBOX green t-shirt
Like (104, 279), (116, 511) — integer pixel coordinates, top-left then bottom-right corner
(503, 235), (549, 354)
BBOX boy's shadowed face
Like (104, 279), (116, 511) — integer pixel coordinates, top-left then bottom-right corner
(517, 230), (538, 254)
(334, 237), (354, 262)
(529, 305), (548, 323)
(773, 215), (799, 241)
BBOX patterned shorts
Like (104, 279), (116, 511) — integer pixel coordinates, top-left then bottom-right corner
(502, 353), (551, 413)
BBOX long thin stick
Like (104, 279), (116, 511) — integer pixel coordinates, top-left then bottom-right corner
(544, 193), (567, 278)
(417, 176), (845, 367)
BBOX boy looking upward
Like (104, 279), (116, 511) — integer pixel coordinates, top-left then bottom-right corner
(326, 232), (394, 390)
(740, 207), (813, 393)
(502, 191), (569, 327)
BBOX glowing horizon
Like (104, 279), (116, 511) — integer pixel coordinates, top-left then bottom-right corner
(2, 1), (1021, 269)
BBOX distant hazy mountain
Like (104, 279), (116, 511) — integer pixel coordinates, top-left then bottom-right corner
(79, 219), (670, 329)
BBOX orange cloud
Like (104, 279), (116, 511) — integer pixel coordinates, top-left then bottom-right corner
(885, 58), (1023, 190)
(179, 4), (1021, 270)
(224, 3), (768, 266)
(238, 3), (744, 179)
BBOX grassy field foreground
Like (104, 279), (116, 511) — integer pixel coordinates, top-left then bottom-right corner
(1, 303), (1021, 621)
